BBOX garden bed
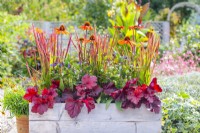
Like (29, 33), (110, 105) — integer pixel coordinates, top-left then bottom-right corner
(29, 104), (161, 133)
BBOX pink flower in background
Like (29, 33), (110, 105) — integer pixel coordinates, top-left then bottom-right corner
(153, 51), (199, 76)
(81, 74), (97, 89)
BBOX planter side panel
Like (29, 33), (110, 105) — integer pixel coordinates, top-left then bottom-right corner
(29, 103), (161, 133)
(59, 121), (136, 133)
(29, 121), (58, 133)
(60, 104), (161, 122)
(29, 104), (65, 121)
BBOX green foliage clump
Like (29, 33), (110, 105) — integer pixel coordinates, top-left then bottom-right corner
(159, 72), (200, 100)
(0, 0), (110, 28)
(174, 23), (200, 56)
(162, 93), (200, 132)
(83, 0), (111, 28)
(159, 72), (200, 132)
(0, 12), (29, 78)
(0, 0), (69, 21)
(2, 84), (29, 117)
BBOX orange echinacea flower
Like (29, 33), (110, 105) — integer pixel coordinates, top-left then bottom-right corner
(118, 36), (132, 45)
(77, 37), (90, 44)
(114, 26), (124, 30)
(55, 25), (69, 35)
(80, 22), (93, 30)
(129, 25), (143, 30)
(89, 35), (96, 41)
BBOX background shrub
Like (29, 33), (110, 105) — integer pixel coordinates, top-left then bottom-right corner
(158, 72), (200, 132)
(0, 12), (29, 78)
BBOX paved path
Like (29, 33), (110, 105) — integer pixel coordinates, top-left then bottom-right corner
(0, 89), (17, 133)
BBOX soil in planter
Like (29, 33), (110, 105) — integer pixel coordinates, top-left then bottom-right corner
(16, 115), (29, 133)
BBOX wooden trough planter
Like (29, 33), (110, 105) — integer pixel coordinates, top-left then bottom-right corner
(29, 103), (161, 133)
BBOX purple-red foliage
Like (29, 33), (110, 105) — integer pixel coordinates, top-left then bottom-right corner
(65, 74), (102, 118)
(24, 81), (58, 115)
(24, 75), (162, 118)
(103, 78), (162, 114)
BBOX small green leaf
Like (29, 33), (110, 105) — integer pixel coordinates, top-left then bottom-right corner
(136, 30), (146, 37)
(115, 101), (123, 111)
(96, 95), (101, 104)
(105, 98), (113, 110)
(59, 78), (64, 91)
(178, 92), (190, 99)
(109, 19), (115, 26)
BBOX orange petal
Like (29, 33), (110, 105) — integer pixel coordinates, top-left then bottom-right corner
(118, 40), (126, 45)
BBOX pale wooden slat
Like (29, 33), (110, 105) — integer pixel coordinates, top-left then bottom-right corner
(29, 103), (161, 122)
(29, 103), (161, 133)
(136, 121), (162, 133)
(29, 104), (65, 121)
(29, 121), (137, 133)
(29, 121), (162, 133)
(58, 121), (136, 133)
(29, 121), (58, 133)
(60, 103), (161, 122)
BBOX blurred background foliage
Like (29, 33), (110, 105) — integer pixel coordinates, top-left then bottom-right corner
(0, 0), (199, 29)
(0, 12), (29, 78)
(0, 0), (199, 79)
(0, 0), (199, 85)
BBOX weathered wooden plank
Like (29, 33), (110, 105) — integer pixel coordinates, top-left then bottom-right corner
(60, 104), (161, 122)
(29, 121), (58, 133)
(29, 103), (161, 133)
(29, 121), (162, 133)
(58, 121), (136, 133)
(136, 121), (162, 133)
(29, 104), (65, 121)
(29, 103), (161, 121)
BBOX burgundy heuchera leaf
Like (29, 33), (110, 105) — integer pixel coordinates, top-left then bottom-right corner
(87, 86), (102, 98)
(149, 78), (162, 92)
(81, 74), (97, 89)
(110, 89), (126, 102)
(127, 87), (143, 104)
(23, 86), (38, 102)
(149, 96), (161, 114)
(50, 80), (60, 89)
(24, 87), (58, 115)
(122, 78), (138, 91)
(41, 88), (58, 108)
(76, 84), (86, 97)
(76, 74), (102, 98)
(31, 97), (49, 115)
(65, 97), (83, 118)
(103, 82), (117, 95)
(109, 78), (162, 114)
(83, 97), (95, 113)
(55, 89), (74, 103)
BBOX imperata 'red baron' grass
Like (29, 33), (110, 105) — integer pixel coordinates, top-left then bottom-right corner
(22, 1), (162, 118)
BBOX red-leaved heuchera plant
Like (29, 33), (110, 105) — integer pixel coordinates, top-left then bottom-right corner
(64, 74), (102, 118)
(104, 78), (162, 113)
(24, 83), (58, 115)
(24, 75), (162, 118)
